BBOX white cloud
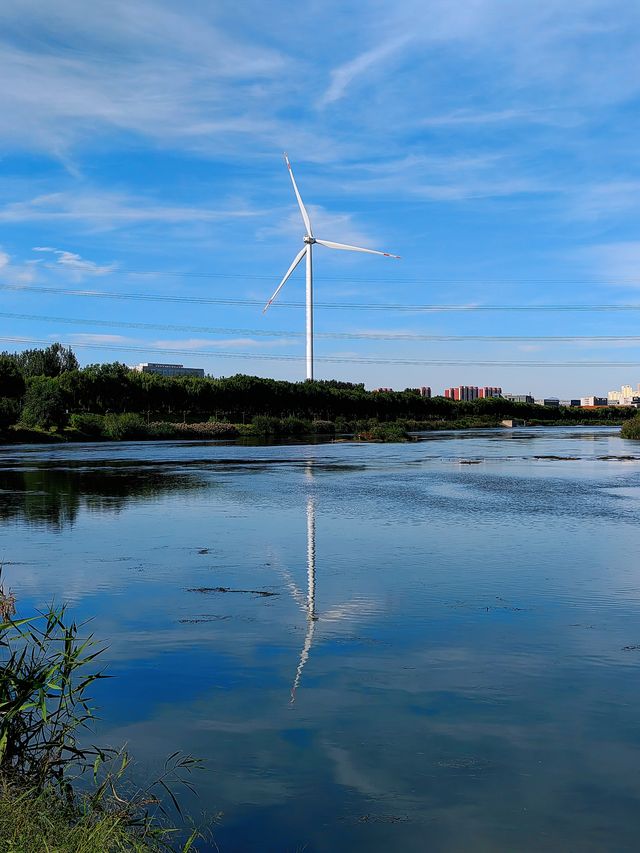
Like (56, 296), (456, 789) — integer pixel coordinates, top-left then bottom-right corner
(151, 337), (295, 350)
(0, 248), (39, 285)
(0, 0), (290, 154)
(338, 153), (549, 201)
(419, 108), (559, 128)
(0, 191), (262, 230)
(318, 35), (411, 107)
(63, 333), (135, 345)
(569, 182), (640, 221)
(33, 246), (115, 275)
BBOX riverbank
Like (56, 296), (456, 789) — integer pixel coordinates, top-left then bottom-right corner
(0, 782), (163, 853)
(0, 416), (632, 446)
(0, 582), (206, 852)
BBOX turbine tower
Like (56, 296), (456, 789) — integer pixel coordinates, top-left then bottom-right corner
(263, 153), (400, 381)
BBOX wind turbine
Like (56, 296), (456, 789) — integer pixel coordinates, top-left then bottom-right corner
(263, 153), (400, 381)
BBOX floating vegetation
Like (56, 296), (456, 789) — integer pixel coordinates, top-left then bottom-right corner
(534, 455), (581, 460)
(178, 615), (232, 623)
(187, 586), (278, 597)
(436, 757), (490, 771)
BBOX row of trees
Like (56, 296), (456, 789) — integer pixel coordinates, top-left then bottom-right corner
(0, 343), (636, 432)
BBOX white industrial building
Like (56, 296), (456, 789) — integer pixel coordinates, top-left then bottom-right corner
(132, 362), (205, 378)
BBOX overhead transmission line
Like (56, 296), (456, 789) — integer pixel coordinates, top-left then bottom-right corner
(1, 311), (640, 343)
(2, 283), (640, 312)
(1, 336), (639, 367)
(30, 262), (640, 285)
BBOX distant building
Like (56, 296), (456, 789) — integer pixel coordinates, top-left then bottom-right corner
(443, 385), (502, 401)
(373, 387), (393, 393)
(503, 393), (535, 405)
(559, 400), (582, 407)
(608, 383), (640, 406)
(133, 362), (205, 378)
(404, 387), (431, 397)
(534, 398), (560, 408)
(580, 396), (608, 407)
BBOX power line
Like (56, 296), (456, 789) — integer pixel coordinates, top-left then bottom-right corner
(2, 336), (640, 367)
(31, 262), (640, 285)
(3, 283), (640, 312)
(2, 310), (640, 343)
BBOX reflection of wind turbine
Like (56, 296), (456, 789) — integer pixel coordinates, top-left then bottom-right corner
(290, 493), (318, 703)
(263, 153), (400, 381)
(284, 462), (378, 704)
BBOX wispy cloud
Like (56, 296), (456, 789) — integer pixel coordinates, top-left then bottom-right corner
(151, 337), (295, 350)
(0, 1), (289, 154)
(33, 247), (116, 275)
(0, 191), (261, 230)
(63, 333), (136, 345)
(569, 181), (640, 221)
(338, 153), (550, 201)
(318, 35), (411, 107)
(0, 248), (39, 285)
(419, 108), (560, 128)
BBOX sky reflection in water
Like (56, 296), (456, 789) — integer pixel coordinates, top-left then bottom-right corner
(2, 427), (640, 852)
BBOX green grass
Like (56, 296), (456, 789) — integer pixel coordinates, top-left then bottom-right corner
(0, 594), (208, 852)
(0, 782), (166, 852)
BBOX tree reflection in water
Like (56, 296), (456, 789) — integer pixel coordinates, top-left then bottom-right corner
(0, 465), (206, 531)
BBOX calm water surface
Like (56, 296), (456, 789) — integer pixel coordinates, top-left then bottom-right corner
(2, 427), (640, 852)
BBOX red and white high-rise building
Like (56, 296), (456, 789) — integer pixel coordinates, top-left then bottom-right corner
(443, 386), (502, 400)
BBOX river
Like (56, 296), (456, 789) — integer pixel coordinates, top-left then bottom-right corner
(2, 426), (640, 851)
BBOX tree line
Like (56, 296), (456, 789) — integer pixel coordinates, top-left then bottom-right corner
(0, 343), (635, 433)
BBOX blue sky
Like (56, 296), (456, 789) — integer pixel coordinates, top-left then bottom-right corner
(1, 0), (640, 396)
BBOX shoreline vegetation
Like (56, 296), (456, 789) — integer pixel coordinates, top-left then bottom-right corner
(1, 343), (638, 444)
(621, 414), (640, 440)
(0, 574), (208, 852)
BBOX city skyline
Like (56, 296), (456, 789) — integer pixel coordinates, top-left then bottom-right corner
(2, 2), (640, 396)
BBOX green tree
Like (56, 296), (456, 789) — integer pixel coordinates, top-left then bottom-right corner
(0, 398), (20, 431)
(0, 355), (25, 399)
(20, 377), (69, 430)
(16, 343), (79, 378)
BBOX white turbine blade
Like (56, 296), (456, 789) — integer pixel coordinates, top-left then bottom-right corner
(315, 238), (400, 259)
(284, 152), (313, 236)
(263, 246), (307, 313)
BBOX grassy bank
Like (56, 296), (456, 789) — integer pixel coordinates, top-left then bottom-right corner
(1, 413), (632, 445)
(0, 782), (167, 853)
(0, 578), (207, 852)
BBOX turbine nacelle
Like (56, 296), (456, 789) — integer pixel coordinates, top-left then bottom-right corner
(303, 235), (315, 244)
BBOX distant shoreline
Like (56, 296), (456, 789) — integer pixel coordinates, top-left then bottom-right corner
(0, 420), (628, 447)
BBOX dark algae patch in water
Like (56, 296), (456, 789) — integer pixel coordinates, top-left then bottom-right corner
(187, 586), (279, 597)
